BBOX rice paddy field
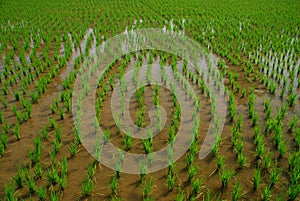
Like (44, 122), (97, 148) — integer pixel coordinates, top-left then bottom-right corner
(0, 0), (299, 200)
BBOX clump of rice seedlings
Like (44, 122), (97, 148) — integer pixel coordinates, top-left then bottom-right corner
(288, 115), (298, 132)
(52, 128), (60, 144)
(4, 182), (17, 201)
(166, 170), (176, 191)
(49, 117), (57, 130)
(263, 151), (272, 170)
(13, 167), (24, 188)
(41, 126), (48, 140)
(61, 157), (68, 177)
(256, 137), (265, 160)
(123, 133), (132, 151)
(287, 151), (300, 200)
(238, 152), (247, 168)
(13, 123), (20, 140)
(253, 168), (261, 190)
(93, 139), (102, 163)
(103, 129), (111, 143)
(211, 137), (222, 157)
(59, 108), (65, 120)
(142, 177), (153, 199)
(14, 91), (21, 101)
(25, 173), (36, 193)
(30, 91), (39, 103)
(82, 177), (94, 197)
(2, 122), (10, 134)
(262, 185), (272, 201)
(115, 160), (122, 179)
(34, 162), (43, 179)
(110, 175), (118, 195)
(46, 163), (60, 185)
(269, 163), (281, 187)
(188, 165), (197, 181)
(248, 91), (255, 118)
(192, 178), (202, 195)
(219, 167), (234, 188)
(142, 137), (153, 154)
(185, 152), (195, 168)
(217, 154), (225, 170)
(28, 137), (42, 165)
(241, 88), (247, 98)
(278, 140), (287, 157)
(36, 185), (47, 201)
(232, 182), (242, 201)
(252, 112), (259, 127)
(287, 93), (297, 107)
(139, 160), (148, 182)
(176, 188), (186, 201)
(52, 139), (62, 154)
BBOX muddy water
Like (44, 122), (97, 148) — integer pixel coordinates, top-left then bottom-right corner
(0, 28), (96, 194)
(0, 24), (298, 201)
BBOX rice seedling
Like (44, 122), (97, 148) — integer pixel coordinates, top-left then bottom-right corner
(139, 160), (148, 182)
(46, 164), (60, 185)
(219, 168), (234, 188)
(30, 91), (39, 103)
(58, 175), (68, 190)
(2, 122), (10, 134)
(36, 185), (47, 201)
(253, 168), (261, 190)
(256, 139), (265, 160)
(142, 177), (153, 199)
(82, 177), (94, 197)
(232, 182), (242, 201)
(41, 126), (48, 140)
(262, 185), (272, 201)
(237, 152), (247, 168)
(287, 93), (297, 107)
(28, 137), (42, 165)
(252, 112), (259, 127)
(49, 117), (57, 130)
(241, 88), (246, 98)
(192, 178), (202, 195)
(217, 154), (225, 170)
(166, 171), (176, 191)
(188, 165), (197, 181)
(13, 167), (24, 188)
(14, 91), (21, 101)
(103, 129), (111, 143)
(262, 151), (272, 170)
(123, 133), (132, 151)
(13, 123), (20, 140)
(185, 152), (195, 168)
(110, 175), (118, 195)
(52, 139), (62, 154)
(212, 137), (222, 157)
(61, 157), (68, 177)
(278, 140), (287, 157)
(4, 182), (17, 201)
(34, 162), (43, 179)
(59, 108), (65, 120)
(25, 173), (36, 193)
(288, 115), (298, 132)
(269, 164), (281, 187)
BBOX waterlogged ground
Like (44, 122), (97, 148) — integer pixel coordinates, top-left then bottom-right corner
(0, 0), (299, 201)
